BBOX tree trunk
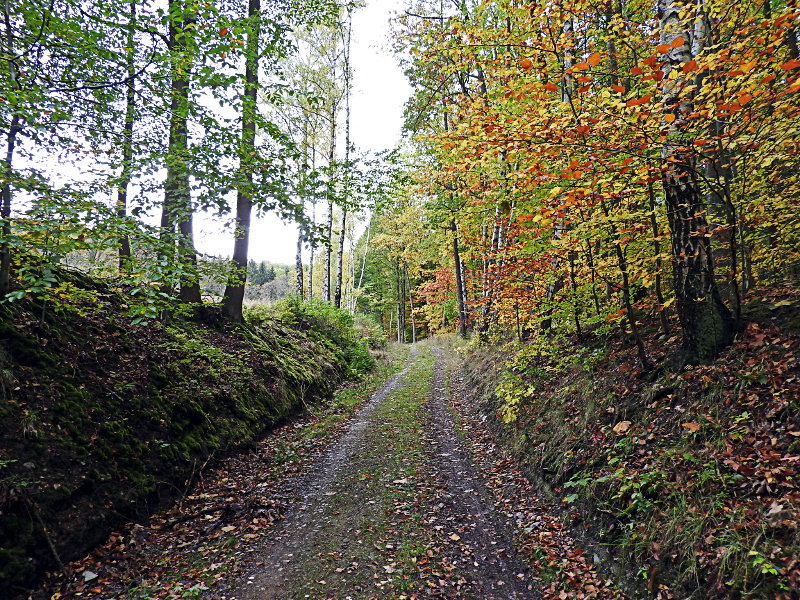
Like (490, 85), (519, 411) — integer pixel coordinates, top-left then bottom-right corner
(295, 232), (303, 296)
(334, 7), (352, 310)
(657, 0), (734, 362)
(323, 104), (336, 303)
(647, 173), (670, 336)
(356, 215), (371, 289)
(117, 0), (136, 272)
(452, 219), (467, 338)
(223, 0), (260, 321)
(405, 264), (417, 343)
(307, 201), (315, 301)
(162, 0), (201, 303)
(335, 207), (346, 308)
(0, 116), (19, 297)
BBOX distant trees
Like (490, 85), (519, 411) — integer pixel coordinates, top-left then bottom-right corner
(362, 0), (800, 360)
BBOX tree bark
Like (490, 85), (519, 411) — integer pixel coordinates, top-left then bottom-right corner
(223, 0), (260, 320)
(117, 0), (136, 272)
(295, 232), (303, 297)
(452, 219), (467, 338)
(334, 7), (352, 310)
(307, 201), (315, 301)
(1, 0), (22, 296)
(657, 0), (733, 362)
(322, 103), (336, 303)
(0, 115), (19, 297)
(162, 0), (201, 303)
(647, 174), (670, 336)
(405, 264), (417, 343)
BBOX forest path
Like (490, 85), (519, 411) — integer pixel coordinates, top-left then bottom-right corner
(212, 341), (537, 600)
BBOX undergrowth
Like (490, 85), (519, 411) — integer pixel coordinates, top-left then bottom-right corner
(463, 288), (800, 599)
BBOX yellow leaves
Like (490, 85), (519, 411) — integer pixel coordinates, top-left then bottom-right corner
(740, 60), (758, 73)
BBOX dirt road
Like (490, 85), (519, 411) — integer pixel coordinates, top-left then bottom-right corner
(212, 343), (537, 600)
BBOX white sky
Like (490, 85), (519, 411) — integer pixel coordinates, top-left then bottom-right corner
(194, 0), (411, 265)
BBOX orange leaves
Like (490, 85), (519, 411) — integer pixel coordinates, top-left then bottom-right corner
(663, 113), (676, 123)
(519, 58), (533, 71)
(543, 82), (558, 92)
(658, 36), (685, 53)
(643, 55), (659, 68)
(219, 27), (228, 37)
(625, 94), (652, 108)
(682, 60), (697, 73)
(611, 84), (626, 94)
(587, 52), (601, 67)
(781, 58), (800, 71)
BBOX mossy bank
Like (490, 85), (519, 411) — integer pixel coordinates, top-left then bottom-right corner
(0, 280), (375, 598)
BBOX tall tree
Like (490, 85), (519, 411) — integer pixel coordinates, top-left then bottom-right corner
(223, 0), (261, 321)
(161, 0), (201, 303)
(334, 5), (352, 309)
(657, 0), (734, 362)
(116, 0), (136, 271)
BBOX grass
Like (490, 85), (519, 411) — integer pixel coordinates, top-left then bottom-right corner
(287, 347), (437, 598)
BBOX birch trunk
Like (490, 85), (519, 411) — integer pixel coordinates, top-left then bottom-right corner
(657, 0), (733, 362)
(334, 7), (352, 309)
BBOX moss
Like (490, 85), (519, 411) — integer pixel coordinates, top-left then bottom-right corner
(0, 322), (57, 369)
(1, 289), (366, 597)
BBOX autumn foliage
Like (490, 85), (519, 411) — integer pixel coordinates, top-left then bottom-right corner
(392, 0), (800, 364)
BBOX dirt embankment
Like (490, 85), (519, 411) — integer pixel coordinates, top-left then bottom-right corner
(0, 293), (361, 598)
(459, 291), (800, 599)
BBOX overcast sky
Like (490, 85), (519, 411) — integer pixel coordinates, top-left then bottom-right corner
(194, 0), (411, 265)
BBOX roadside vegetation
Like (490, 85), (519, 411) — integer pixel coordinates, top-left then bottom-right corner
(0, 270), (381, 597)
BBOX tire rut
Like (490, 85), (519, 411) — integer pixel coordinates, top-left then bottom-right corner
(212, 347), (419, 600)
(422, 346), (538, 600)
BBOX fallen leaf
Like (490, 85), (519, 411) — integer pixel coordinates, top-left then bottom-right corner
(612, 421), (631, 434)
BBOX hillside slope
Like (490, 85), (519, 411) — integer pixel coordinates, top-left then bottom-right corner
(462, 288), (800, 599)
(0, 277), (370, 597)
